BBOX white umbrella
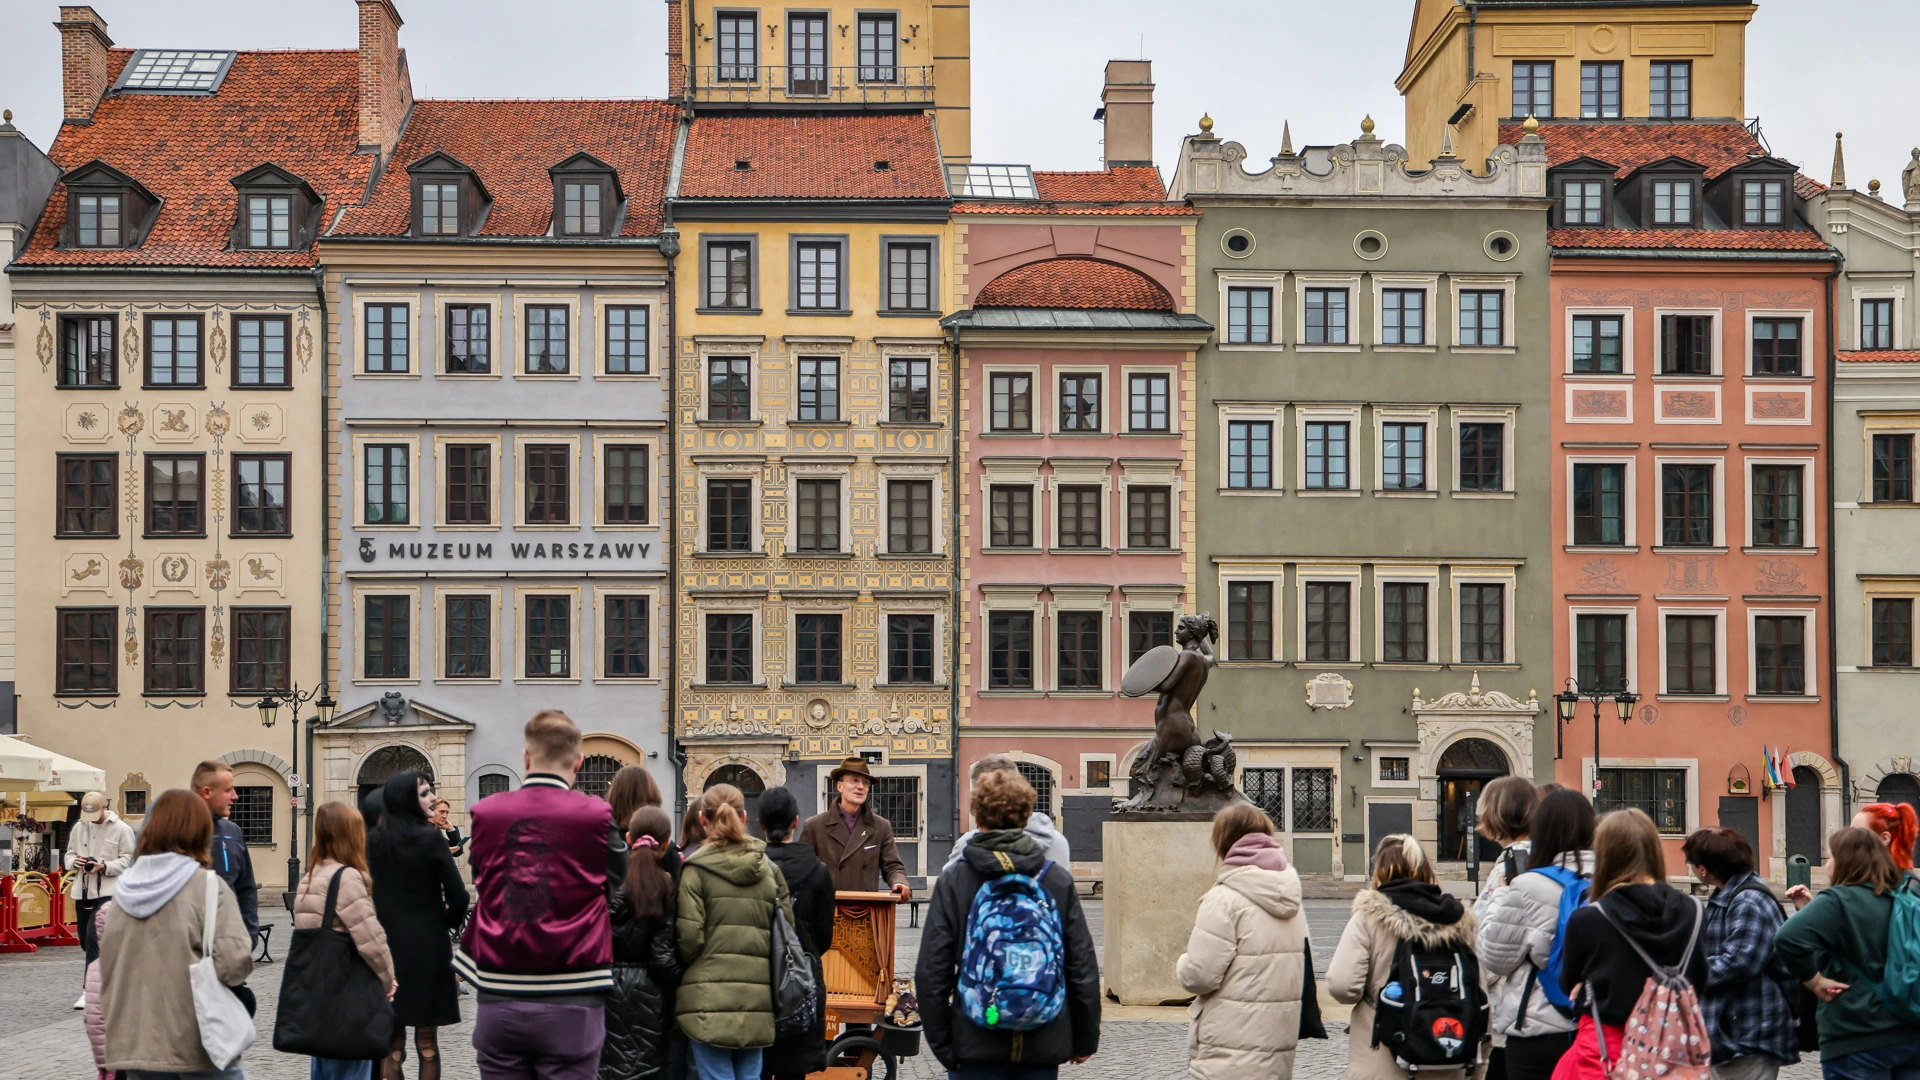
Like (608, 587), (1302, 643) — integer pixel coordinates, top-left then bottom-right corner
(0, 735), (54, 794)
(42, 749), (107, 793)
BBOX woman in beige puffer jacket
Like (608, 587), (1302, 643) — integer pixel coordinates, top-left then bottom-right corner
(1177, 805), (1310, 1080)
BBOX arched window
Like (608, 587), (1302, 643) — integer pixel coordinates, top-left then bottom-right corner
(1015, 761), (1056, 818)
(1438, 738), (1510, 774)
(575, 754), (624, 798)
(707, 765), (768, 836)
(356, 744), (434, 804)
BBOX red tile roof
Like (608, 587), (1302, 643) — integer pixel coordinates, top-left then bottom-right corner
(332, 99), (680, 238)
(1840, 350), (1920, 363)
(952, 201), (1195, 217)
(1548, 228), (1834, 251)
(973, 257), (1174, 311)
(677, 114), (946, 200)
(1033, 167), (1166, 201)
(19, 49), (373, 268)
(1498, 120), (1781, 180)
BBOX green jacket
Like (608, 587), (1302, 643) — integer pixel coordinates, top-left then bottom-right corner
(675, 838), (795, 1048)
(1773, 883), (1913, 1058)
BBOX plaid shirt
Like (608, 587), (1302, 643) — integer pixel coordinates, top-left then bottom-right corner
(1700, 871), (1801, 1065)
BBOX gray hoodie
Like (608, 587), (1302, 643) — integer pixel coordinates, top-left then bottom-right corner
(112, 853), (200, 920)
(940, 811), (1071, 875)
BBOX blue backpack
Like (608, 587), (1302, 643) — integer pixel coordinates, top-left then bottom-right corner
(1529, 864), (1590, 1014)
(957, 858), (1066, 1032)
(1867, 874), (1920, 1024)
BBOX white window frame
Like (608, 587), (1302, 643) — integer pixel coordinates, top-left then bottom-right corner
(982, 364), (1042, 435)
(786, 465), (855, 555)
(352, 433), (421, 530)
(1743, 455), (1817, 551)
(1118, 459), (1180, 553)
(1849, 282), (1907, 353)
(980, 457), (1044, 550)
(1449, 276), (1517, 351)
(1860, 580), (1920, 669)
(516, 585), (582, 685)
(1295, 274), (1361, 352)
(786, 599), (854, 688)
(513, 434), (583, 531)
(1373, 406), (1439, 498)
(789, 345), (851, 426)
(1296, 563), (1363, 664)
(1860, 418), (1920, 504)
(696, 460), (765, 554)
(351, 292), (422, 378)
(354, 585), (421, 686)
(1450, 567), (1518, 666)
(696, 337), (764, 422)
(1217, 271), (1286, 350)
(1450, 406), (1517, 498)
(1747, 606), (1817, 700)
(978, 584), (1044, 696)
(1052, 364), (1110, 436)
(879, 464), (947, 556)
(1743, 308), (1814, 378)
(436, 293), (506, 379)
(1047, 459), (1111, 554)
(877, 602), (948, 688)
(1653, 307), (1723, 377)
(591, 436), (661, 530)
(434, 584), (501, 684)
(695, 597), (765, 688)
(592, 295), (661, 379)
(1565, 455), (1638, 548)
(1373, 564), (1441, 666)
(1569, 605), (1639, 696)
(1048, 585), (1114, 695)
(1370, 742), (1421, 790)
(594, 586), (662, 684)
(1078, 752), (1119, 793)
(1118, 582), (1184, 673)
(1656, 605), (1728, 699)
(1297, 404), (1363, 497)
(1218, 403), (1285, 496)
(433, 433), (501, 530)
(1216, 562), (1285, 665)
(513, 294), (583, 380)
(1565, 306), (1636, 377)
(1582, 757), (1701, 838)
(1121, 365), (1180, 436)
(882, 346), (941, 423)
(1372, 274), (1440, 352)
(1651, 454), (1727, 552)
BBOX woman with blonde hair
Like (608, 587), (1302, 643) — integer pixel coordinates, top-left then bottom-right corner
(1178, 802), (1310, 1079)
(1329, 834), (1479, 1080)
(291, 800), (398, 1080)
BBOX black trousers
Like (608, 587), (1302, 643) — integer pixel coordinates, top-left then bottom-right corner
(1505, 1030), (1577, 1080)
(74, 896), (106, 982)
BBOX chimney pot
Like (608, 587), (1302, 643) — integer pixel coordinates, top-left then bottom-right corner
(55, 6), (113, 124)
(357, 0), (413, 162)
(1100, 59), (1154, 170)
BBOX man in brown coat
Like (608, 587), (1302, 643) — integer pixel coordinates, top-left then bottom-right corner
(800, 757), (911, 896)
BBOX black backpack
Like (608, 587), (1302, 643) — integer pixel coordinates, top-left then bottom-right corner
(1370, 935), (1489, 1071)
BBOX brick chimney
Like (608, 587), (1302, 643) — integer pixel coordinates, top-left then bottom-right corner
(56, 6), (113, 124)
(356, 0), (413, 161)
(1099, 59), (1155, 169)
(666, 0), (686, 99)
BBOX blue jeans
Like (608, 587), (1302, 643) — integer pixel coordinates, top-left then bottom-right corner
(1822, 1040), (1920, 1080)
(309, 1060), (371, 1080)
(688, 1040), (763, 1080)
(946, 1068), (1060, 1080)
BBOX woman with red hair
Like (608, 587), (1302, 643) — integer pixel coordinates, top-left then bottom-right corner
(1788, 802), (1919, 908)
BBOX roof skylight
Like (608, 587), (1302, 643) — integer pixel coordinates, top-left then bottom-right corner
(117, 50), (236, 93)
(947, 163), (1038, 200)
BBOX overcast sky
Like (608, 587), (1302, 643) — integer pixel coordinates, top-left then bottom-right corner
(0, 0), (1913, 198)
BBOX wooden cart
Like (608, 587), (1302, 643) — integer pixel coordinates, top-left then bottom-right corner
(809, 891), (918, 1080)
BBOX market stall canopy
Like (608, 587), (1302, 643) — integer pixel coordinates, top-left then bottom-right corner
(41, 749), (106, 792)
(0, 735), (54, 793)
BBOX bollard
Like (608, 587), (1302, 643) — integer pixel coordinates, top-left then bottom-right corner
(1787, 854), (1811, 891)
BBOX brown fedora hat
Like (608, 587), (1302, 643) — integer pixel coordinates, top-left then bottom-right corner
(829, 756), (873, 783)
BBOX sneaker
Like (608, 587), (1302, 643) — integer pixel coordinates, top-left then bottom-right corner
(73, 995), (86, 1010)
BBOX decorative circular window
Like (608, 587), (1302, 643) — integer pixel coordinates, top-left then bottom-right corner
(1221, 228), (1256, 259)
(1353, 230), (1389, 261)
(1484, 230), (1520, 262)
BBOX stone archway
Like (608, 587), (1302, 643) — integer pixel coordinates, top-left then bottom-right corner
(1435, 738), (1512, 863)
(1769, 750), (1845, 879)
(1410, 674), (1541, 861)
(355, 743), (434, 805)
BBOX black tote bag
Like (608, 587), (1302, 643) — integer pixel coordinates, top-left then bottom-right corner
(273, 867), (394, 1059)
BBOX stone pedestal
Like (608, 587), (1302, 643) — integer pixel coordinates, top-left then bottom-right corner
(1102, 814), (1217, 1005)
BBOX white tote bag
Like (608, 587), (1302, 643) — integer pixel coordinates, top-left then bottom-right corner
(189, 870), (256, 1069)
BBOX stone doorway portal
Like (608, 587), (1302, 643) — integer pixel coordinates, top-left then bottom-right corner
(1437, 738), (1510, 862)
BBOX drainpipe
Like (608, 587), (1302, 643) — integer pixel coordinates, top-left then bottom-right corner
(948, 321), (962, 864)
(1824, 253), (1848, 817)
(311, 263), (330, 862)
(1465, 1), (1478, 88)
(662, 226), (683, 815)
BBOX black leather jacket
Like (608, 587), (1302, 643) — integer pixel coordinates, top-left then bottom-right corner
(601, 886), (681, 1080)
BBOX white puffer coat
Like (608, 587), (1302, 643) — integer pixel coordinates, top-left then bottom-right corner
(1473, 851), (1593, 1038)
(1177, 862), (1310, 1080)
(64, 811), (136, 901)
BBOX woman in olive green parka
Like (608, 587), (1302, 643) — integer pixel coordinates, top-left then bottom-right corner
(676, 784), (795, 1080)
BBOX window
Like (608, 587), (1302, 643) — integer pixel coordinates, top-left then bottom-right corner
(1563, 181), (1606, 227)
(144, 316), (201, 387)
(1056, 485), (1101, 548)
(990, 485), (1032, 548)
(946, 163), (1040, 200)
(1573, 314), (1623, 372)
(1059, 373), (1101, 432)
(795, 241), (843, 310)
(1382, 582), (1428, 663)
(1129, 611), (1172, 665)
(477, 775), (510, 799)
(523, 444), (570, 525)
(707, 356), (751, 421)
(445, 304), (491, 373)
(1459, 290), (1504, 347)
(230, 787), (273, 846)
(1577, 613), (1629, 692)
(1862, 298), (1895, 350)
(59, 316), (116, 387)
(59, 455), (117, 536)
(888, 479), (933, 554)
(1304, 288), (1349, 345)
(1873, 434), (1913, 502)
(560, 182), (602, 236)
(884, 241), (936, 312)
(525, 305), (569, 374)
(1380, 757), (1412, 782)
(605, 306), (649, 374)
(233, 316), (288, 387)
(988, 612), (1034, 689)
(525, 596), (571, 678)
(144, 608), (204, 694)
(602, 445), (648, 525)
(870, 776), (920, 837)
(245, 194), (292, 248)
(145, 455), (204, 536)
(794, 614), (842, 684)
(444, 596), (490, 679)
(1660, 465), (1714, 547)
(362, 596), (410, 679)
(1754, 615), (1806, 695)
(705, 613), (754, 683)
(1666, 614), (1717, 694)
(796, 356), (840, 421)
(716, 12), (757, 81)
(990, 373), (1032, 432)
(363, 445), (408, 525)
(1228, 582), (1273, 661)
(232, 455), (289, 536)
(1292, 768), (1335, 832)
(76, 193), (123, 247)
(1596, 768), (1687, 835)
(1127, 485), (1171, 549)
(1653, 181), (1695, 227)
(858, 13), (898, 82)
(604, 596), (650, 678)
(1662, 314), (1713, 375)
(705, 241), (753, 309)
(1743, 180), (1785, 227)
(1227, 287), (1272, 344)
(419, 182), (461, 236)
(1752, 317), (1801, 375)
(443, 444), (491, 525)
(364, 303), (409, 373)
(1459, 423), (1503, 491)
(230, 608), (289, 694)
(888, 614), (935, 684)
(889, 357), (930, 422)
(1873, 599), (1913, 667)
(1245, 768), (1286, 827)
(1649, 61), (1691, 119)
(1304, 582), (1350, 662)
(706, 479), (752, 552)
(1305, 422), (1349, 490)
(1382, 422), (1427, 491)
(1382, 288), (1427, 345)
(1057, 612), (1102, 690)
(1225, 420), (1272, 490)
(1581, 61), (1621, 118)
(58, 609), (117, 694)
(1460, 583), (1505, 664)
(1129, 373), (1170, 432)
(788, 13), (827, 95)
(1573, 463), (1627, 545)
(1512, 61), (1553, 118)
(1752, 465), (1804, 547)
(794, 478), (841, 553)
(1086, 760), (1112, 788)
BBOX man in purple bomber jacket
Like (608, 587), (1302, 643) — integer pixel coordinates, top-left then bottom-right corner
(456, 710), (630, 1079)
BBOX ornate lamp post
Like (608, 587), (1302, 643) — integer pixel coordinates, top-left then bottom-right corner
(256, 684), (337, 900)
(1554, 679), (1639, 800)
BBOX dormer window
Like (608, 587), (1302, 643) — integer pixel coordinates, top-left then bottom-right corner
(61, 161), (158, 252)
(1708, 158), (1799, 232)
(561, 183), (600, 234)
(245, 195), (290, 248)
(230, 164), (321, 251)
(548, 153), (623, 239)
(1626, 158), (1706, 230)
(420, 183), (461, 235)
(1550, 158), (1618, 229)
(1743, 180), (1785, 226)
(77, 194), (122, 248)
(407, 152), (491, 240)
(1652, 181), (1694, 226)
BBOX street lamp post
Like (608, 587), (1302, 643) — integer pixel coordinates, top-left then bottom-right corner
(256, 684), (337, 902)
(1554, 679), (1639, 801)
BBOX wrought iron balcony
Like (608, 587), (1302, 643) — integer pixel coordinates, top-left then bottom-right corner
(687, 65), (936, 107)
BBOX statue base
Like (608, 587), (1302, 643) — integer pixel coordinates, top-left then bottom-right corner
(1101, 812), (1220, 1005)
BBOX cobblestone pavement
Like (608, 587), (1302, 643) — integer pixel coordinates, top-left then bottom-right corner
(2, 897), (1823, 1080)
